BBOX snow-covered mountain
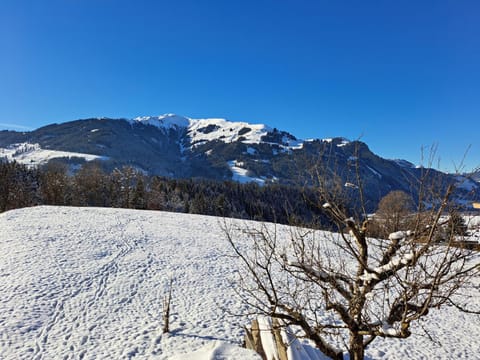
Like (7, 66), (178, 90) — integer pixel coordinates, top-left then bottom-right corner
(1, 206), (479, 359)
(134, 114), (272, 145)
(0, 114), (478, 209)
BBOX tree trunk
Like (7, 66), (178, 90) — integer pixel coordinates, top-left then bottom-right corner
(349, 332), (364, 360)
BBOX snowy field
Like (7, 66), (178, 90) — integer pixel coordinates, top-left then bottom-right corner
(0, 143), (107, 166)
(0, 206), (479, 359)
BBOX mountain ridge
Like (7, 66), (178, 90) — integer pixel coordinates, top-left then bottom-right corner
(1, 114), (478, 210)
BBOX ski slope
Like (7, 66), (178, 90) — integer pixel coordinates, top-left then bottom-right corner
(0, 206), (479, 359)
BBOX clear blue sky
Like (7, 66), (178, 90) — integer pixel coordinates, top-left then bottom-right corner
(1, 0), (479, 172)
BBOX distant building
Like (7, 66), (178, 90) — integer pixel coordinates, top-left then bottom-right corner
(473, 202), (480, 210)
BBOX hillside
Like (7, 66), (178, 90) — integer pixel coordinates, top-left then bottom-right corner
(1, 206), (479, 359)
(1, 114), (479, 210)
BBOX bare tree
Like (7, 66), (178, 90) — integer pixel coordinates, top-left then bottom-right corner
(368, 190), (415, 239)
(225, 176), (480, 359)
(377, 191), (414, 229)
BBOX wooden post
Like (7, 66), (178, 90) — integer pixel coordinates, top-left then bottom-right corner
(245, 317), (290, 360)
(245, 319), (267, 359)
(272, 318), (288, 360)
(162, 278), (173, 333)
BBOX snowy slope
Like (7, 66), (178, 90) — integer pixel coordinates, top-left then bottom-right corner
(0, 207), (261, 360)
(1, 207), (479, 359)
(132, 113), (302, 149)
(133, 114), (190, 130)
(0, 143), (107, 166)
(227, 160), (265, 185)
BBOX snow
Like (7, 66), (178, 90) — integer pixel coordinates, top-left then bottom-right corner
(169, 341), (259, 360)
(254, 316), (326, 360)
(393, 159), (415, 168)
(370, 252), (415, 275)
(0, 143), (107, 166)
(336, 139), (350, 147)
(1, 206), (479, 359)
(287, 261), (330, 282)
(257, 316), (281, 360)
(282, 136), (304, 150)
(133, 114), (190, 130)
(189, 118), (270, 146)
(228, 160), (265, 185)
(132, 114), (271, 145)
(454, 175), (479, 191)
(388, 231), (410, 241)
(359, 271), (380, 282)
(131, 113), (306, 151)
(464, 216), (480, 242)
(344, 182), (358, 189)
(0, 206), (260, 359)
(379, 325), (402, 337)
(464, 215), (480, 229)
(282, 328), (326, 360)
(367, 165), (382, 178)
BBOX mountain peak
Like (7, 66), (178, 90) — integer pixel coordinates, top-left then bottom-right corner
(132, 114), (190, 129)
(131, 114), (276, 146)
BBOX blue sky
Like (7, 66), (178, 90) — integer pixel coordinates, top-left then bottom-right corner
(1, 0), (479, 171)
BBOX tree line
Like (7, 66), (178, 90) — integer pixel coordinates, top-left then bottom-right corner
(0, 160), (327, 227)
